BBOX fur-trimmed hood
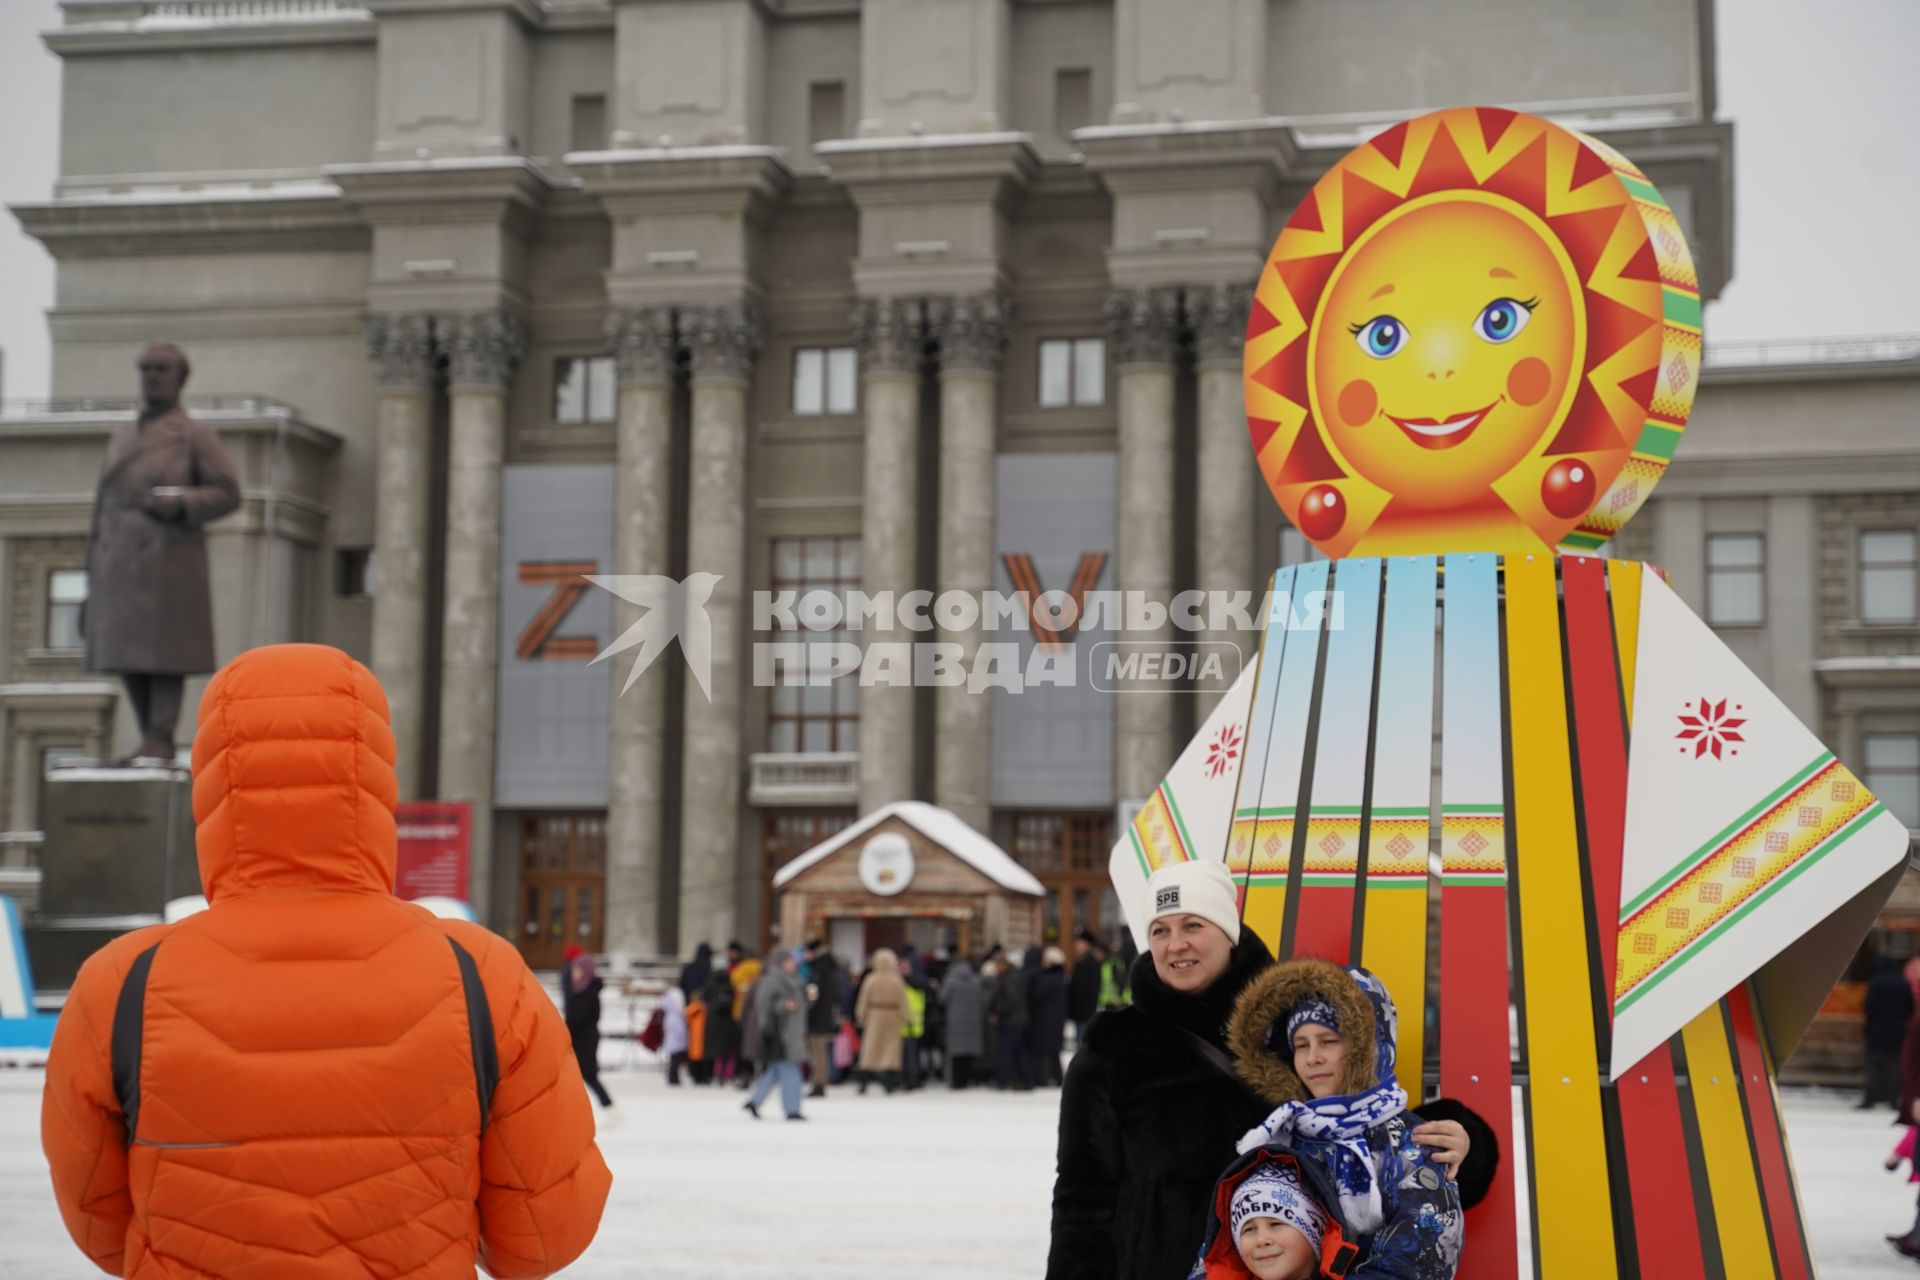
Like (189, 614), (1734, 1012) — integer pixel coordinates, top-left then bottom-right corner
(1226, 958), (1399, 1105)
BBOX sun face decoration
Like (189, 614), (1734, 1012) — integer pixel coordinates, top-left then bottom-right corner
(1247, 108), (1702, 557)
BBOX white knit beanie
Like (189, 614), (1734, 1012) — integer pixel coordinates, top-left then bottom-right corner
(1143, 859), (1242, 946)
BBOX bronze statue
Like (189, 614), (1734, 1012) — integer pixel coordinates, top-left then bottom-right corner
(83, 343), (241, 764)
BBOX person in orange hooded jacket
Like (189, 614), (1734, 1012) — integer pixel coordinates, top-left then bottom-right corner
(41, 643), (612, 1278)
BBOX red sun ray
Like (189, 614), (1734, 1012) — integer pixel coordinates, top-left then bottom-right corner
(1276, 253), (1340, 312)
(1371, 120), (1411, 169)
(1480, 131), (1551, 212)
(1547, 205), (1628, 267)
(1616, 365), (1660, 412)
(1618, 235), (1661, 283)
(1342, 169), (1405, 248)
(1585, 290), (1661, 367)
(1246, 295), (1282, 339)
(1570, 142), (1616, 193)
(1290, 189), (1325, 236)
(1543, 382), (1629, 456)
(1250, 418), (1282, 455)
(1405, 120), (1477, 199)
(1476, 106), (1522, 151)
(1278, 420), (1347, 484)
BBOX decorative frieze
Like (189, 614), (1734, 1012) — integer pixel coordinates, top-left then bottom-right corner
(928, 293), (1011, 374)
(1105, 287), (1184, 367)
(443, 312), (528, 390)
(852, 297), (927, 376)
(362, 313), (436, 389)
(607, 307), (678, 385)
(681, 302), (763, 382)
(1191, 282), (1254, 366)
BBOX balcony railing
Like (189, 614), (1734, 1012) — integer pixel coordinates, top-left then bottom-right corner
(0, 395), (297, 420)
(1703, 334), (1920, 370)
(747, 752), (859, 808)
(136, 1), (358, 20)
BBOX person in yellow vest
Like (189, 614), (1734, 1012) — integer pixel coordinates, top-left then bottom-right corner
(901, 956), (928, 1091)
(729, 944), (763, 1089)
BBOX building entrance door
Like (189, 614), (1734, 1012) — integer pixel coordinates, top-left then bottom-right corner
(517, 813), (606, 969)
(1008, 811), (1119, 955)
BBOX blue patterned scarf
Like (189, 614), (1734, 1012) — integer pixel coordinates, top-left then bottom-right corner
(1236, 1081), (1409, 1232)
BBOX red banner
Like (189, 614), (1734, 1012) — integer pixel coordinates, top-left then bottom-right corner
(394, 802), (471, 903)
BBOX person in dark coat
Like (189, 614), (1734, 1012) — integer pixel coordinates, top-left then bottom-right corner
(680, 942), (714, 1000)
(1069, 931), (1103, 1043)
(941, 958), (986, 1089)
(561, 943), (613, 1109)
(989, 955), (1032, 1091)
(1863, 952), (1913, 1109)
(804, 940), (843, 1098)
(84, 342), (241, 762)
(1047, 860), (1496, 1280)
(700, 967), (740, 1085)
(1029, 946), (1071, 1088)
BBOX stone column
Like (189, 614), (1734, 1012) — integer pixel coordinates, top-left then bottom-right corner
(605, 306), (677, 957)
(853, 296), (926, 814)
(676, 302), (760, 952)
(1108, 286), (1183, 803)
(1192, 282), (1258, 712)
(928, 293), (1009, 835)
(364, 313), (437, 801)
(437, 311), (526, 927)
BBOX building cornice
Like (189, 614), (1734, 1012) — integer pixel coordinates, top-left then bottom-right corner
(817, 133), (1040, 208)
(11, 187), (364, 259)
(568, 147), (793, 220)
(326, 157), (559, 231)
(1657, 449), (1920, 496)
(47, 4), (375, 56)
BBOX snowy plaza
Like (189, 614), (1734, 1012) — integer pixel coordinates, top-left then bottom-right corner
(2, 1062), (1918, 1279)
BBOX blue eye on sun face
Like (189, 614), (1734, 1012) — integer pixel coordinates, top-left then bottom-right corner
(1473, 297), (1536, 344)
(1351, 316), (1408, 359)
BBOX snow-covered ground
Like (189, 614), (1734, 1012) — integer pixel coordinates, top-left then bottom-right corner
(0, 1066), (1914, 1278)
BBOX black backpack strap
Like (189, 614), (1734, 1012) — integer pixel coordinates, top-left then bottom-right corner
(447, 936), (500, 1133)
(111, 942), (164, 1146)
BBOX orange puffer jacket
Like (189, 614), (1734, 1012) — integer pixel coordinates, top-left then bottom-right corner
(42, 644), (612, 1278)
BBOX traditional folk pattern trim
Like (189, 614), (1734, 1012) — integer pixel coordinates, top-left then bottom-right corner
(1615, 759), (1879, 1011)
(1364, 814), (1430, 884)
(1440, 807), (1506, 884)
(1299, 813), (1365, 883)
(1230, 815), (1301, 886)
(1130, 786), (1196, 877)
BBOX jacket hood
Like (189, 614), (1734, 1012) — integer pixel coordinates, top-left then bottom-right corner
(190, 644), (399, 903)
(1227, 958), (1400, 1105)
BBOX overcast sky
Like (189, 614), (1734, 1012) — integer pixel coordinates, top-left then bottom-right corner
(0, 0), (1915, 400)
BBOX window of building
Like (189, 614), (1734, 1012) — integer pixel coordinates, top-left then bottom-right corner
(1865, 733), (1920, 829)
(1010, 811), (1119, 948)
(808, 81), (847, 148)
(1861, 530), (1918, 624)
(45, 569), (87, 649)
(1054, 68), (1092, 137)
(1706, 533), (1765, 627)
(335, 548), (375, 599)
(570, 94), (607, 154)
(767, 536), (862, 753)
(554, 356), (616, 425)
(792, 347), (857, 416)
(1038, 338), (1105, 408)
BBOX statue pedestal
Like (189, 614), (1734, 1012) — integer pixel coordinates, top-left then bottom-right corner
(25, 764), (197, 992)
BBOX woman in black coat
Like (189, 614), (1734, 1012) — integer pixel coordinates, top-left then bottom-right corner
(1047, 861), (1496, 1280)
(1027, 947), (1071, 1088)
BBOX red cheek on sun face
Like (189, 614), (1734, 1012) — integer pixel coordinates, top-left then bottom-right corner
(1338, 379), (1378, 428)
(1507, 356), (1552, 408)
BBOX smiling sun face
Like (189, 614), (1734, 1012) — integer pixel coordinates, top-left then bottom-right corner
(1312, 195), (1583, 513)
(1245, 107), (1703, 559)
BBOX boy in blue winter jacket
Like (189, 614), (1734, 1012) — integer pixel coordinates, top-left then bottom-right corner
(1190, 958), (1464, 1279)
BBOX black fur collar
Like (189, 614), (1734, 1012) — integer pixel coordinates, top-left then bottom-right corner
(1128, 930), (1276, 1049)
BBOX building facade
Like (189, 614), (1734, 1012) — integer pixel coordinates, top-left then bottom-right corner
(0, 0), (1766, 966)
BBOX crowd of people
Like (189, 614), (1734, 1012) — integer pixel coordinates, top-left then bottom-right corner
(637, 932), (1136, 1116)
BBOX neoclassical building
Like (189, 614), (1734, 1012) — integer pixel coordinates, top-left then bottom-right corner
(0, 0), (1807, 968)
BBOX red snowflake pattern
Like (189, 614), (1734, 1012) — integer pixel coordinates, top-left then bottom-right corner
(1676, 697), (1746, 759)
(1205, 723), (1244, 780)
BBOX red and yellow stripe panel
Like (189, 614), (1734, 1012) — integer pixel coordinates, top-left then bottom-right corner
(1728, 985), (1814, 1280)
(1567, 555), (1708, 1279)
(1679, 1000), (1776, 1279)
(1504, 553), (1616, 1272)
